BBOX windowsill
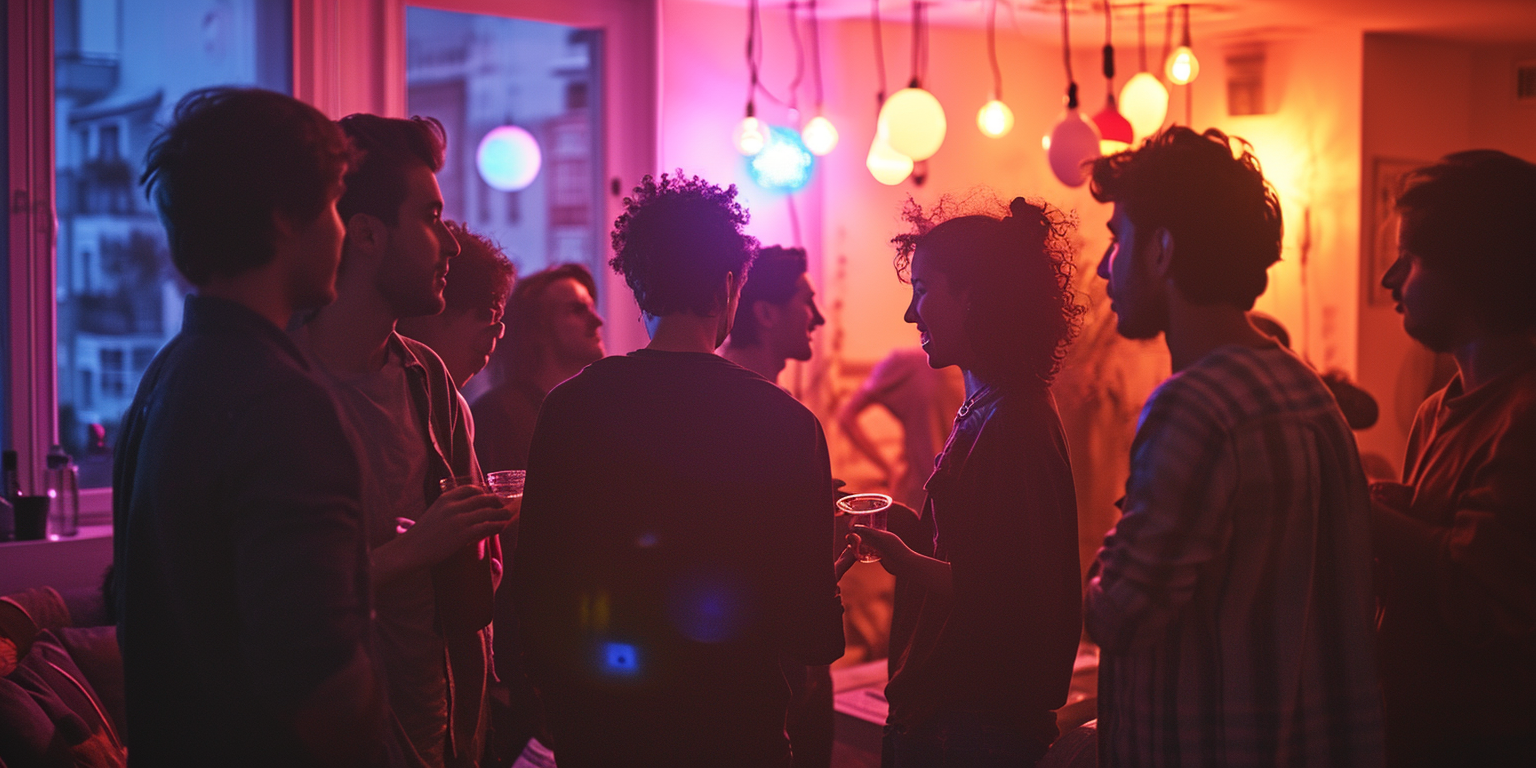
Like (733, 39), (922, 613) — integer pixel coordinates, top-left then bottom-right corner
(0, 523), (112, 548)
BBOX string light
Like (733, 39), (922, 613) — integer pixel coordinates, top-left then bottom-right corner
(878, 1), (945, 161)
(1046, 0), (1100, 187)
(1091, 1), (1134, 155)
(976, 0), (1013, 138)
(800, 0), (839, 155)
(1165, 4), (1199, 85)
(866, 0), (913, 184)
(1117, 3), (1167, 138)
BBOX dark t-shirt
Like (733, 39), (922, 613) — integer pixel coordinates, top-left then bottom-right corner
(513, 349), (845, 767)
(111, 296), (386, 766)
(885, 384), (1081, 748)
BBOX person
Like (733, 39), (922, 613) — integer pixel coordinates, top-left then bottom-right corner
(295, 113), (511, 768)
(1373, 150), (1536, 767)
(836, 347), (964, 509)
(1083, 126), (1384, 766)
(851, 195), (1084, 767)
(471, 263), (605, 473)
(514, 172), (853, 767)
(112, 87), (392, 766)
(719, 245), (826, 382)
(718, 244), (832, 768)
(397, 221), (515, 390)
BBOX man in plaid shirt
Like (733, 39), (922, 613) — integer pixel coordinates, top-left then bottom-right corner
(1084, 127), (1384, 767)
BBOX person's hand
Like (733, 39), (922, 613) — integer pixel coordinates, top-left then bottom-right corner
(835, 533), (862, 581)
(398, 485), (511, 568)
(852, 525), (917, 577)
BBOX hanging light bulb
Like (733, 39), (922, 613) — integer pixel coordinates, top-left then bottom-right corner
(1119, 72), (1169, 138)
(801, 114), (839, 156)
(1092, 98), (1134, 156)
(1164, 4), (1199, 85)
(976, 99), (1014, 139)
(1048, 104), (1101, 187)
(866, 127), (913, 186)
(734, 111), (767, 156)
(879, 84), (946, 161)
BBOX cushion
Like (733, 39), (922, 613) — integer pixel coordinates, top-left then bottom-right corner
(0, 630), (126, 768)
(51, 627), (127, 746)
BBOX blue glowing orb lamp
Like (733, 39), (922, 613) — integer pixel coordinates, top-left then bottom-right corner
(476, 125), (542, 192)
(746, 126), (815, 194)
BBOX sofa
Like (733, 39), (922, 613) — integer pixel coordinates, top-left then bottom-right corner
(0, 587), (127, 768)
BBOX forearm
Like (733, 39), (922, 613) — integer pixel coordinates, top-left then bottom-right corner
(896, 551), (952, 598)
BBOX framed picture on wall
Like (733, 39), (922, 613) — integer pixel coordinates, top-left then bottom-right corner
(1367, 157), (1429, 306)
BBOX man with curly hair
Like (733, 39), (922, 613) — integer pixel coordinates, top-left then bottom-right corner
(1373, 150), (1536, 767)
(1084, 127), (1384, 766)
(513, 173), (852, 767)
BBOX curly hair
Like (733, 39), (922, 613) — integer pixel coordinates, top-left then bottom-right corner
(1090, 126), (1282, 310)
(891, 191), (1085, 385)
(1396, 150), (1536, 334)
(441, 221), (515, 316)
(610, 172), (759, 316)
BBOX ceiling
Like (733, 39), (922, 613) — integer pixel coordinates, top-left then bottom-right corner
(696, 1), (1536, 45)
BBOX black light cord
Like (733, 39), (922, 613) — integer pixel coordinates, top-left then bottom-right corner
(1060, 0), (1078, 108)
(871, 0), (888, 105)
(986, 0), (1002, 99)
(1137, 2), (1147, 72)
(787, 0), (805, 111)
(808, 0), (825, 109)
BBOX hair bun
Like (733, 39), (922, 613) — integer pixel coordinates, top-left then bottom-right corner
(1005, 196), (1048, 237)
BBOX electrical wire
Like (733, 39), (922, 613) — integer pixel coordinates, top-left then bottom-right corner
(808, 0), (825, 109)
(787, 0), (806, 111)
(871, 0), (888, 104)
(1060, 0), (1078, 107)
(1137, 2), (1147, 72)
(985, 0), (1002, 99)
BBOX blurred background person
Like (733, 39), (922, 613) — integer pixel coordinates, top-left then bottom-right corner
(836, 346), (963, 510)
(719, 245), (825, 383)
(471, 264), (605, 473)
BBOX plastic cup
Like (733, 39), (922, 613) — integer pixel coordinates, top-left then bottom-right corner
(836, 493), (892, 563)
(486, 470), (525, 501)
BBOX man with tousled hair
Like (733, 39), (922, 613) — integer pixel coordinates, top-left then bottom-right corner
(113, 87), (394, 766)
(719, 245), (825, 383)
(1083, 127), (1384, 766)
(514, 173), (854, 767)
(1374, 150), (1536, 767)
(294, 114), (510, 768)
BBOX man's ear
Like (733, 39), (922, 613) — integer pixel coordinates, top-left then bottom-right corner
(344, 212), (386, 256)
(752, 299), (779, 330)
(1149, 227), (1175, 279)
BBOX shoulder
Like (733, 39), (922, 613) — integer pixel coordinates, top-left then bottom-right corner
(972, 387), (1069, 461)
(396, 334), (453, 384)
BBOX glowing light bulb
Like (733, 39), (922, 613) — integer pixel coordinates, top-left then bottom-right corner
(866, 129), (913, 186)
(1118, 72), (1169, 138)
(1046, 107), (1101, 187)
(1165, 45), (1200, 85)
(1092, 100), (1134, 156)
(800, 115), (839, 156)
(747, 126), (815, 193)
(976, 100), (1014, 138)
(476, 126), (542, 191)
(733, 116), (767, 155)
(877, 87), (946, 161)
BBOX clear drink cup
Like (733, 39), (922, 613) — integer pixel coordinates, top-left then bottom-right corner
(836, 493), (892, 563)
(486, 470), (525, 503)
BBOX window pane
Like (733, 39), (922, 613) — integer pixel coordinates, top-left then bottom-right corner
(405, 7), (605, 284)
(55, 0), (292, 487)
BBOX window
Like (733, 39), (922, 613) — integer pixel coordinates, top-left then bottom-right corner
(405, 7), (605, 279)
(52, 0), (291, 485)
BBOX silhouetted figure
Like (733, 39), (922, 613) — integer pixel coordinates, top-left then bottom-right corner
(1249, 311), (1380, 430)
(853, 195), (1084, 768)
(1373, 150), (1536, 768)
(719, 245), (832, 768)
(112, 87), (392, 766)
(1084, 127), (1384, 766)
(471, 264), (606, 473)
(514, 173), (852, 767)
(398, 221), (515, 390)
(295, 114), (509, 768)
(837, 347), (963, 509)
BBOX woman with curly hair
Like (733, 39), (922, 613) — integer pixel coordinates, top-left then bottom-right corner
(854, 194), (1086, 767)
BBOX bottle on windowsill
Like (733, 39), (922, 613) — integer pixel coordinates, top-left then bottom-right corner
(44, 445), (79, 539)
